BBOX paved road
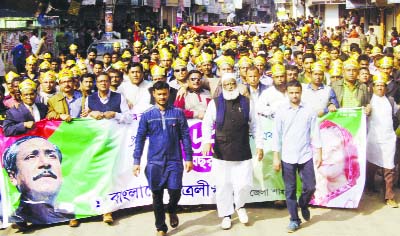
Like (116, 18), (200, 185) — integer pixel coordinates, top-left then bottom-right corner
(1, 188), (399, 236)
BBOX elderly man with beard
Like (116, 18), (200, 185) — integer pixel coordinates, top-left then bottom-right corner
(202, 73), (263, 230)
(2, 136), (74, 229)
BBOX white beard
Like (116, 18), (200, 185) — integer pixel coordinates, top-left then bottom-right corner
(222, 88), (240, 100)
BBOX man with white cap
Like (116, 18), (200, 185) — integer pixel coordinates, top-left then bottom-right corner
(202, 72), (263, 230)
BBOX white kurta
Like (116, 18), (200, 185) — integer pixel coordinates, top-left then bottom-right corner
(367, 95), (396, 169)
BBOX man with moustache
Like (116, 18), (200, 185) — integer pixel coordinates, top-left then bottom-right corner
(202, 73), (263, 230)
(46, 70), (82, 122)
(2, 136), (74, 227)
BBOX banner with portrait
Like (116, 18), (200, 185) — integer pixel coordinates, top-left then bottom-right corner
(0, 109), (366, 227)
(311, 108), (366, 208)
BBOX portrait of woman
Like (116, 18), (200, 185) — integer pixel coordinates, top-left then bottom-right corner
(311, 120), (360, 206)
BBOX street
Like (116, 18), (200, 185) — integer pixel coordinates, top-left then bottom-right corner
(1, 188), (399, 236)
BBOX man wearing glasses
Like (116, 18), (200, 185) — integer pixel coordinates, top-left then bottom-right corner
(174, 70), (211, 119)
(169, 58), (188, 90)
(46, 70), (82, 122)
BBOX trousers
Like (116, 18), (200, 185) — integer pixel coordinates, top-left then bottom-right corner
(152, 189), (181, 232)
(282, 159), (316, 222)
(213, 159), (253, 217)
(366, 161), (395, 200)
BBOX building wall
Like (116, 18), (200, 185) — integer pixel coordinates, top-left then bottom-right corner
(324, 5), (339, 29)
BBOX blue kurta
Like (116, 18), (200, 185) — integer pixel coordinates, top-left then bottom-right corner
(134, 105), (193, 190)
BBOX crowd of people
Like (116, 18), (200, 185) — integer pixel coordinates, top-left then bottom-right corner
(1, 16), (400, 235)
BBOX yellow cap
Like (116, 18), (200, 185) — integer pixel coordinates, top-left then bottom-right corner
(213, 37), (222, 45)
(314, 43), (323, 50)
(271, 64), (286, 76)
(319, 51), (330, 59)
(5, 71), (20, 83)
(121, 50), (132, 59)
(112, 61), (126, 70)
(69, 44), (78, 50)
(66, 59), (76, 67)
(253, 56), (266, 65)
(40, 70), (57, 82)
(227, 41), (237, 50)
(151, 65), (166, 77)
(19, 79), (37, 92)
(195, 53), (212, 66)
(172, 58), (188, 69)
(113, 42), (121, 48)
(70, 66), (82, 77)
(373, 71), (389, 84)
(350, 52), (360, 61)
(43, 52), (52, 59)
(343, 59), (360, 70)
(331, 40), (341, 48)
(395, 45), (400, 54)
(133, 41), (142, 47)
(311, 61), (325, 72)
(178, 50), (189, 61)
(159, 48), (172, 60)
(371, 46), (382, 56)
(238, 35), (246, 42)
(39, 61), (51, 70)
(76, 61), (87, 70)
(141, 61), (149, 71)
(329, 67), (342, 77)
(273, 50), (284, 61)
(26, 55), (37, 64)
(58, 68), (73, 81)
(238, 56), (253, 67)
(190, 48), (200, 57)
(215, 55), (235, 68)
(378, 56), (394, 68)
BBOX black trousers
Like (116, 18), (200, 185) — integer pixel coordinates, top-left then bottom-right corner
(152, 189), (181, 232)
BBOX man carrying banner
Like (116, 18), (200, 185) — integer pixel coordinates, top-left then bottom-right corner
(202, 73), (263, 230)
(133, 81), (193, 236)
(272, 80), (322, 233)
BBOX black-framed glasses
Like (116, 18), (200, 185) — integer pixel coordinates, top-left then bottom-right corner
(190, 77), (201, 81)
(174, 68), (187, 72)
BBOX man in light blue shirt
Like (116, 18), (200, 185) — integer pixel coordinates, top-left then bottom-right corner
(272, 80), (322, 233)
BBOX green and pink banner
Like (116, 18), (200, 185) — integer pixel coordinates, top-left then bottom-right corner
(0, 108), (366, 227)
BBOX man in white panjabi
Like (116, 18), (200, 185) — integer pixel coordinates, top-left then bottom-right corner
(366, 72), (398, 208)
(256, 63), (288, 118)
(202, 73), (263, 230)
